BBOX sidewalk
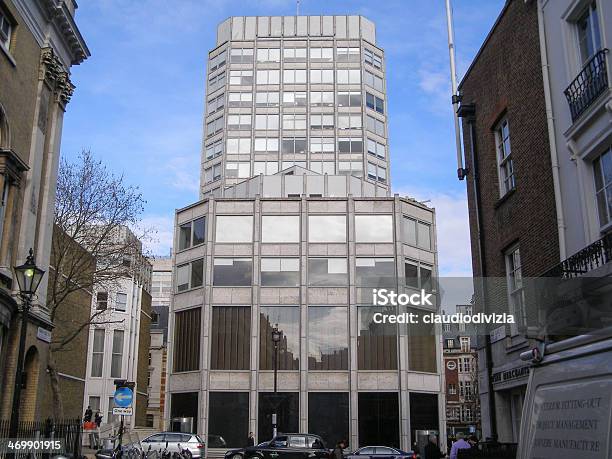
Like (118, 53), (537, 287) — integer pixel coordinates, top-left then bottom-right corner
(82, 446), (98, 459)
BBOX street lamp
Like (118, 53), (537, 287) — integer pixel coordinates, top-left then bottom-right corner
(271, 324), (282, 437)
(9, 248), (45, 438)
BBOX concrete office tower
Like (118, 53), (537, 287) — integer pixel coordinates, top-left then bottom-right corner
(168, 16), (445, 454)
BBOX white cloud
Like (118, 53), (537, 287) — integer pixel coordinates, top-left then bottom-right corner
(396, 187), (472, 277)
(138, 214), (175, 257)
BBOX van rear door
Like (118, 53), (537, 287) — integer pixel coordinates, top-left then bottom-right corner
(517, 335), (612, 459)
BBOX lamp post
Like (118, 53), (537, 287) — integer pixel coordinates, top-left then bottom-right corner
(9, 249), (45, 438)
(271, 324), (282, 438)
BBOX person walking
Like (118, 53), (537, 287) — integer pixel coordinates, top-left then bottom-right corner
(84, 405), (93, 423)
(94, 412), (103, 428)
(423, 435), (445, 459)
(332, 441), (345, 459)
(247, 432), (255, 447)
(449, 433), (471, 459)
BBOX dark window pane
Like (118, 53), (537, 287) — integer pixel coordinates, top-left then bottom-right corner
(358, 392), (399, 448)
(260, 307), (299, 370)
(405, 263), (418, 289)
(409, 393), (439, 443)
(420, 266), (433, 291)
(171, 392), (198, 432)
(193, 217), (206, 245)
(173, 308), (201, 372)
(179, 222), (191, 250)
(308, 393), (349, 447)
(308, 307), (348, 370)
(357, 307), (397, 370)
(209, 392), (249, 447)
(191, 259), (204, 288)
(258, 393), (299, 442)
(213, 258), (253, 286)
(211, 307), (251, 370)
(366, 93), (375, 110)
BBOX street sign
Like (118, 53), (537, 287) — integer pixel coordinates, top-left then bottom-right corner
(114, 387), (133, 408)
(113, 407), (133, 416)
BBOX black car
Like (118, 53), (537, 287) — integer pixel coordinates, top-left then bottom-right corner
(345, 446), (417, 459)
(225, 433), (330, 459)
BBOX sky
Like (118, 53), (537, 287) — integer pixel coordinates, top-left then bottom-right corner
(60, 0), (505, 277)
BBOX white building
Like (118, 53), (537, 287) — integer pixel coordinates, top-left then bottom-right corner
(83, 227), (152, 430)
(538, 0), (612, 258)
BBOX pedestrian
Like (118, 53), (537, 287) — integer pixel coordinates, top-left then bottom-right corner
(247, 432), (255, 447)
(423, 435), (445, 459)
(84, 405), (93, 423)
(449, 433), (471, 459)
(94, 412), (103, 428)
(332, 441), (345, 459)
(467, 436), (478, 448)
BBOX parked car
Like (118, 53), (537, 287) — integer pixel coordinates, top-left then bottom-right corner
(224, 433), (329, 459)
(141, 432), (205, 458)
(345, 446), (418, 459)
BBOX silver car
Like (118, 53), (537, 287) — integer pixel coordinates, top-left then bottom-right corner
(141, 432), (205, 458)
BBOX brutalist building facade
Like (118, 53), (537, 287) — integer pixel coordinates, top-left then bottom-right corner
(166, 16), (445, 454)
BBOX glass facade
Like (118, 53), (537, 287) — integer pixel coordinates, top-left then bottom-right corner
(211, 307), (251, 370)
(308, 307), (349, 370)
(357, 307), (398, 370)
(258, 393), (299, 441)
(208, 392), (249, 447)
(171, 392), (199, 432)
(358, 393), (400, 448)
(260, 306), (300, 370)
(308, 393), (349, 446)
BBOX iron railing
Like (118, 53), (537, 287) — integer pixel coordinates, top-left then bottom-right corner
(543, 232), (612, 278)
(0, 418), (82, 458)
(564, 48), (609, 121)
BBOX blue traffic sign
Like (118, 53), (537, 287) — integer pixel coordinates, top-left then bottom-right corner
(114, 387), (133, 408)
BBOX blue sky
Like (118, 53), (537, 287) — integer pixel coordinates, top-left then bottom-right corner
(61, 0), (505, 275)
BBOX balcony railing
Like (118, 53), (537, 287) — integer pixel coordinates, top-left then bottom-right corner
(564, 48), (609, 122)
(543, 232), (612, 278)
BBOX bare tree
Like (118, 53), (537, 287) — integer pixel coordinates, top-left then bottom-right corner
(47, 150), (150, 417)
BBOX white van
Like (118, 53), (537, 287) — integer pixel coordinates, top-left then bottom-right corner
(516, 330), (612, 459)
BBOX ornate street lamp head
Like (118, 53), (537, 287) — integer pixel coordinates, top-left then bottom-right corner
(271, 324), (282, 344)
(13, 248), (45, 297)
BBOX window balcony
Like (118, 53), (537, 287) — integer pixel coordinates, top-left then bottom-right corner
(564, 49), (609, 122)
(543, 232), (612, 278)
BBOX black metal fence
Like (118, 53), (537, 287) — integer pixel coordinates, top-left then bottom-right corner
(0, 418), (82, 458)
(542, 231), (612, 278)
(564, 48), (609, 121)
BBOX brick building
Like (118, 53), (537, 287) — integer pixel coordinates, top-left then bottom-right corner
(38, 227), (95, 419)
(442, 306), (479, 439)
(456, 0), (612, 444)
(456, 0), (559, 443)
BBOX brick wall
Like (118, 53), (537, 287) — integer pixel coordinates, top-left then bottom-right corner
(459, 0), (560, 280)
